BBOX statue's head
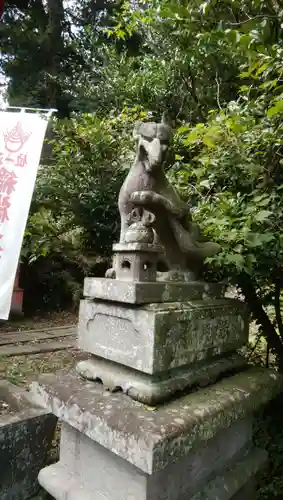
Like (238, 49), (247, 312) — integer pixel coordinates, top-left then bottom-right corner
(133, 112), (172, 171)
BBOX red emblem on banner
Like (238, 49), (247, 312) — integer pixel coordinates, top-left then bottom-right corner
(3, 121), (31, 153)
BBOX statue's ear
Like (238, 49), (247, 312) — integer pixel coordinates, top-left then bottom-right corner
(161, 111), (172, 128)
(133, 120), (142, 140)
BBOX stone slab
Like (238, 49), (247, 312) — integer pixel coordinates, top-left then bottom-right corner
(84, 277), (227, 304)
(0, 326), (76, 346)
(0, 380), (57, 500)
(76, 353), (247, 405)
(0, 339), (75, 357)
(38, 418), (257, 500)
(78, 298), (248, 374)
(191, 448), (265, 500)
(38, 451), (263, 500)
(30, 367), (282, 474)
(113, 242), (162, 252)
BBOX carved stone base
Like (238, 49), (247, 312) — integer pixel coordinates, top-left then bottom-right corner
(38, 434), (263, 500)
(84, 277), (227, 304)
(76, 353), (247, 404)
(31, 368), (281, 500)
(78, 298), (248, 375)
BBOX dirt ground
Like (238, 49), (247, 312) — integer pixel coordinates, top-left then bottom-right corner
(0, 309), (81, 385)
(0, 309), (78, 333)
(0, 310), (81, 500)
(0, 349), (83, 387)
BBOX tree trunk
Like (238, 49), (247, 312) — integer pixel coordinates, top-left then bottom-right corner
(47, 0), (70, 118)
(238, 273), (283, 371)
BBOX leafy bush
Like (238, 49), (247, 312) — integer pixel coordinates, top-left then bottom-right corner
(21, 108), (150, 311)
(170, 36), (283, 366)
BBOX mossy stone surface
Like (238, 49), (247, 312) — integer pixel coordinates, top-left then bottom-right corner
(31, 367), (283, 474)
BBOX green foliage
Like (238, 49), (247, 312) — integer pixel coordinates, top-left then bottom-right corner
(174, 101), (283, 278)
(104, 0), (283, 121)
(3, 0), (283, 495)
(38, 109), (150, 251)
(169, 21), (283, 366)
(0, 0), (121, 116)
(21, 108), (149, 310)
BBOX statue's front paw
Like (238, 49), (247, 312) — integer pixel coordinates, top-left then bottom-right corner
(131, 191), (141, 203)
(131, 191), (150, 204)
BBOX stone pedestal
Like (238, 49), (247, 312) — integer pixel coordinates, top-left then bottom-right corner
(31, 278), (283, 499)
(31, 368), (281, 500)
(76, 278), (248, 404)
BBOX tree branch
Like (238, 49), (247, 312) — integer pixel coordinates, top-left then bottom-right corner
(181, 69), (205, 121)
(215, 71), (222, 111)
(275, 278), (283, 340)
(238, 272), (283, 370)
(228, 14), (277, 26)
(47, 0), (70, 117)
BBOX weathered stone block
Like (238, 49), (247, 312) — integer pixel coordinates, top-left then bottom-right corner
(190, 451), (263, 500)
(38, 420), (262, 500)
(0, 380), (57, 500)
(84, 277), (227, 304)
(76, 352), (247, 405)
(78, 298), (248, 374)
(31, 368), (281, 500)
(31, 368), (281, 474)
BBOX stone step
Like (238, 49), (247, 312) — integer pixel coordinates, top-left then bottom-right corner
(0, 339), (76, 357)
(0, 326), (76, 346)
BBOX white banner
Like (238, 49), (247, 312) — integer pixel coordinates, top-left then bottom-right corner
(0, 111), (49, 319)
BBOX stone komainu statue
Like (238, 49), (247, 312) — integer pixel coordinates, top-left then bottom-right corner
(112, 113), (220, 280)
